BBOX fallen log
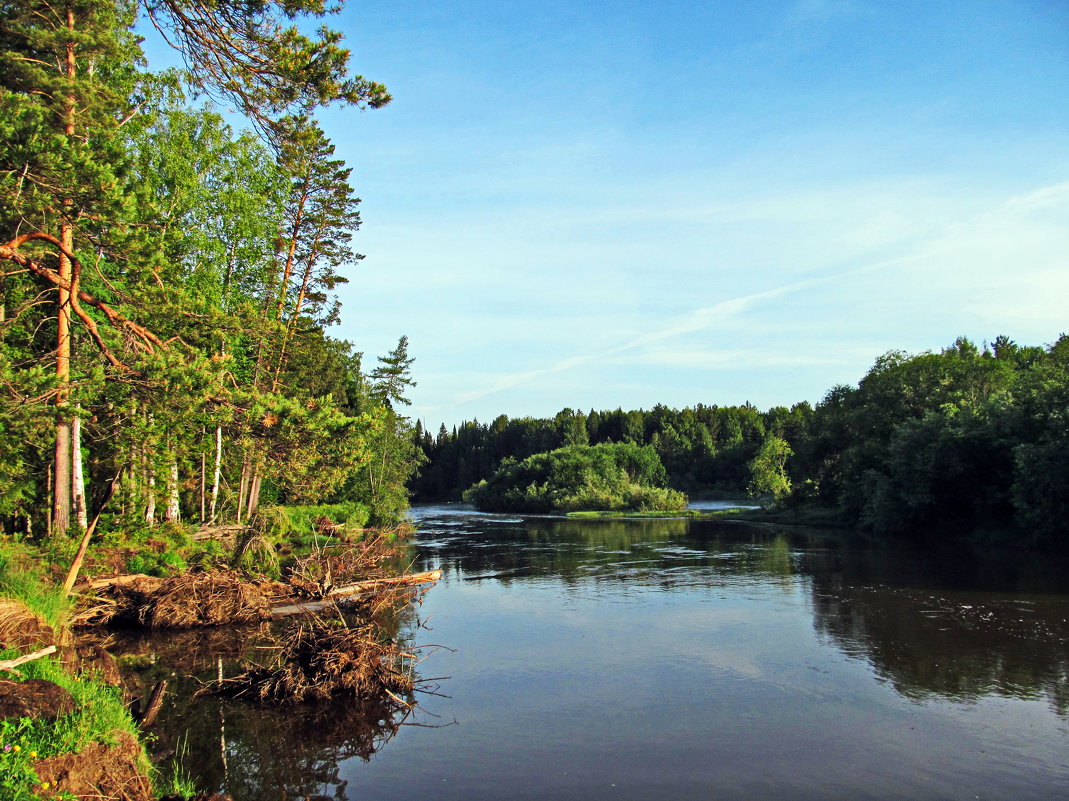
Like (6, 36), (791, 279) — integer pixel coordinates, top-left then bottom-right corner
(326, 569), (443, 598)
(137, 680), (168, 727)
(77, 574), (158, 593)
(271, 569), (442, 617)
(0, 645), (57, 672)
(191, 524), (248, 542)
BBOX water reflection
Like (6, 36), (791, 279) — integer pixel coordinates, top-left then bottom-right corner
(411, 505), (1069, 717)
(134, 506), (1069, 800)
(411, 509), (806, 590)
(810, 566), (1069, 715)
(108, 603), (425, 801)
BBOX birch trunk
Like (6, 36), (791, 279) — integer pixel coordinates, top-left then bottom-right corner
(72, 411), (88, 529)
(164, 459), (180, 523)
(209, 426), (222, 522)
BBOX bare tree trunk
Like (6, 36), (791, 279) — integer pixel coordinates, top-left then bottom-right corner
(164, 459), (180, 523)
(72, 410), (88, 529)
(246, 472), (262, 520)
(209, 426), (222, 522)
(145, 476), (155, 525)
(46, 463), (53, 539)
(144, 445), (155, 526)
(52, 4), (78, 539)
(237, 457), (250, 524)
(53, 284), (72, 536)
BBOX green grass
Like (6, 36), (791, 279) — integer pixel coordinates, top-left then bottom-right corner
(256, 503), (371, 540)
(565, 508), (752, 519)
(0, 545), (198, 800)
(0, 551), (70, 632)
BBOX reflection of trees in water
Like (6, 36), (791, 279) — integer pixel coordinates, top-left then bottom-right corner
(189, 695), (413, 800)
(809, 557), (1069, 717)
(411, 514), (814, 592)
(107, 603), (426, 801)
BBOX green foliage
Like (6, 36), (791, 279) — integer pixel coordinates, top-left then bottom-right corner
(0, 650), (151, 799)
(0, 718), (45, 800)
(0, 568), (149, 795)
(0, 550), (70, 632)
(463, 442), (687, 513)
(791, 335), (1069, 545)
(231, 531), (280, 579)
(125, 550), (187, 577)
(0, 0), (415, 543)
(747, 435), (793, 503)
(415, 402), (784, 502)
(255, 503), (371, 540)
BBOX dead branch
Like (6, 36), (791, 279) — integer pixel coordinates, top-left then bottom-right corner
(0, 232), (166, 356)
(0, 645), (57, 671)
(270, 570), (442, 617)
(136, 680), (167, 727)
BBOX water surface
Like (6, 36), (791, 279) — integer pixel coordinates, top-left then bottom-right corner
(147, 504), (1069, 800)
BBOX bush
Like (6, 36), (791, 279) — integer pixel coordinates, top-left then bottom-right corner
(463, 443), (687, 513)
(255, 503), (371, 541)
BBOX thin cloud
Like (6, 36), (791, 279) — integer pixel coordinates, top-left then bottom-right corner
(424, 180), (1069, 416)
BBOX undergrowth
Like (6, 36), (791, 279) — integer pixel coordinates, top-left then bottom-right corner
(256, 503), (371, 540)
(0, 552), (70, 632)
(0, 547), (198, 799)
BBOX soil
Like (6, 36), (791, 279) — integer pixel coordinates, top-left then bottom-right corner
(32, 730), (154, 801)
(0, 599), (60, 650)
(0, 678), (75, 720)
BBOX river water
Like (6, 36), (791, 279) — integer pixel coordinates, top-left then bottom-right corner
(147, 503), (1069, 800)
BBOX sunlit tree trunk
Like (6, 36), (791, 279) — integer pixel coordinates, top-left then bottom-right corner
(165, 459), (180, 522)
(143, 439), (155, 525)
(52, 4), (79, 538)
(72, 412), (88, 529)
(209, 426), (223, 522)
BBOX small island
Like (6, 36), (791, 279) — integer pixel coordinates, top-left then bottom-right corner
(462, 442), (687, 513)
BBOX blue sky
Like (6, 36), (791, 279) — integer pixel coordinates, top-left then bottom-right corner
(153, 1), (1069, 428)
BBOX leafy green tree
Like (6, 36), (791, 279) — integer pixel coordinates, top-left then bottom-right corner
(368, 335), (416, 410)
(142, 0), (390, 133)
(464, 442), (686, 513)
(747, 435), (793, 503)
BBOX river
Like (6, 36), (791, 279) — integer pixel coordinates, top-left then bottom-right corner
(141, 503), (1069, 800)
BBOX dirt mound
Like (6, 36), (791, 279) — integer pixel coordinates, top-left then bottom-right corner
(0, 678), (75, 720)
(32, 730), (153, 801)
(0, 599), (58, 650)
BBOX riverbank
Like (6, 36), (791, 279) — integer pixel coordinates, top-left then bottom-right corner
(0, 508), (435, 800)
(565, 501), (844, 528)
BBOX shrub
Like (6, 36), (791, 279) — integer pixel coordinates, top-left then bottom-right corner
(464, 443), (687, 513)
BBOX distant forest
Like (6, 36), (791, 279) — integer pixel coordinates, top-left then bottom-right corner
(412, 335), (1069, 546)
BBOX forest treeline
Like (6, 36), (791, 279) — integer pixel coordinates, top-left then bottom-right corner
(414, 335), (1069, 546)
(0, 0), (421, 539)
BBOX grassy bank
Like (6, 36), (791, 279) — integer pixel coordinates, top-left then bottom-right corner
(564, 504), (848, 527)
(0, 550), (194, 800)
(564, 508), (749, 519)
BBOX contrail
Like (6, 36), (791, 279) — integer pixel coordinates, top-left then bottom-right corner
(425, 181), (1069, 415)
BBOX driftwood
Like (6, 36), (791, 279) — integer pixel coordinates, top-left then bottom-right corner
(136, 680), (167, 727)
(191, 524), (248, 542)
(79, 574), (158, 593)
(270, 570), (442, 617)
(0, 645), (57, 671)
(63, 470), (124, 595)
(196, 618), (415, 705)
(73, 568), (442, 627)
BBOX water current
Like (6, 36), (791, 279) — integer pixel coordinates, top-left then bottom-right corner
(138, 503), (1069, 800)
